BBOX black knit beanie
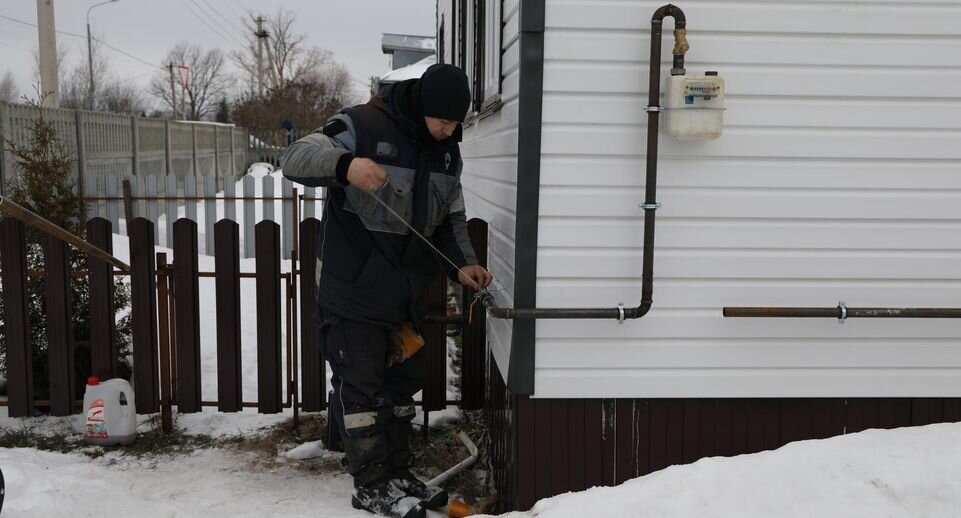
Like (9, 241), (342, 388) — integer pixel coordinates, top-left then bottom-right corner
(419, 64), (471, 123)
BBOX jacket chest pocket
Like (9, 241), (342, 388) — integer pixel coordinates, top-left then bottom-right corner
(425, 172), (459, 237)
(344, 165), (415, 235)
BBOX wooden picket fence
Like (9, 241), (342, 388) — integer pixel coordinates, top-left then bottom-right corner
(82, 173), (325, 259)
(0, 213), (490, 423)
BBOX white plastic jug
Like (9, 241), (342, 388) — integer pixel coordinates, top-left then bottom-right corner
(83, 376), (137, 446)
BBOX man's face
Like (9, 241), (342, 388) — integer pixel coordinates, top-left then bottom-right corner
(424, 116), (459, 141)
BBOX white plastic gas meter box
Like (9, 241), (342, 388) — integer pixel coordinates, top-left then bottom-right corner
(664, 71), (725, 140)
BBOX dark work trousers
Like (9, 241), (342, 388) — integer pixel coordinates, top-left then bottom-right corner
(321, 315), (426, 487)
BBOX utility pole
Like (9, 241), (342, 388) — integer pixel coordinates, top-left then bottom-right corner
(36, 0), (59, 107)
(264, 31), (277, 87)
(255, 16), (267, 97)
(167, 63), (178, 119)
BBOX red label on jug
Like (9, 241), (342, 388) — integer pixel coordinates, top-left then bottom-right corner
(85, 398), (108, 439)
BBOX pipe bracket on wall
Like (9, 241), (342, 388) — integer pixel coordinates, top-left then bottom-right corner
(838, 301), (848, 324)
(640, 202), (662, 211)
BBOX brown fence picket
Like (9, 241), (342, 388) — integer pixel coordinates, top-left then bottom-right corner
(215, 219), (242, 412)
(0, 219), (33, 416)
(173, 219), (201, 413)
(422, 270), (448, 411)
(43, 231), (75, 416)
(461, 218), (488, 410)
(256, 221), (282, 413)
(129, 218), (160, 413)
(86, 217), (117, 379)
(299, 218), (325, 411)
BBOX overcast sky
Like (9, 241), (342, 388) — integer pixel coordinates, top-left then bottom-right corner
(0, 0), (436, 106)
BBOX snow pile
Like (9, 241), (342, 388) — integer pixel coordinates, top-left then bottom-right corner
(490, 422), (961, 518)
(380, 55), (437, 84)
(283, 440), (326, 461)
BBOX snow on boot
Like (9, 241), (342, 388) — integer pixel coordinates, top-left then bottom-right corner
(352, 479), (426, 518)
(391, 473), (448, 510)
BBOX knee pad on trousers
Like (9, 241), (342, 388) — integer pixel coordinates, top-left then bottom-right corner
(343, 407), (392, 437)
(393, 404), (416, 423)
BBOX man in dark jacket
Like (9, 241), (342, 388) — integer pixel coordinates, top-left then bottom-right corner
(281, 64), (492, 518)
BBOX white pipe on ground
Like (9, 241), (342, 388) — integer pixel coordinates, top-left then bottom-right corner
(427, 431), (478, 488)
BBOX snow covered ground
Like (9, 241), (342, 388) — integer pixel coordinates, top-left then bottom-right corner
(3, 418), (961, 516)
(4, 165), (961, 516)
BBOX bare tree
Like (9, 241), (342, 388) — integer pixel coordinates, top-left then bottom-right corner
(0, 71), (19, 103)
(59, 41), (110, 110)
(232, 62), (353, 131)
(150, 42), (233, 120)
(99, 81), (147, 114)
(233, 8), (334, 94)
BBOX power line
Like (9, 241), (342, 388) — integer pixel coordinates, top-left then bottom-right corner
(0, 13), (162, 70)
(0, 14), (84, 38)
(92, 37), (163, 70)
(180, 0), (247, 49)
(199, 0), (248, 34)
(190, 0), (248, 47)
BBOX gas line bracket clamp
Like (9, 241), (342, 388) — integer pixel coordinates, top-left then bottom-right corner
(617, 303), (626, 324)
(837, 301), (848, 324)
(643, 105), (662, 113)
(639, 202), (662, 211)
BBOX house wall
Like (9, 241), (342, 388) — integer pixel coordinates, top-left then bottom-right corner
(530, 0), (961, 398)
(439, 0), (523, 383)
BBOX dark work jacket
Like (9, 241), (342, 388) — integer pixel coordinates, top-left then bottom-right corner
(283, 81), (476, 330)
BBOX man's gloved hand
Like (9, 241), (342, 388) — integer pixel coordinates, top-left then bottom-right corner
(457, 264), (493, 290)
(347, 158), (388, 192)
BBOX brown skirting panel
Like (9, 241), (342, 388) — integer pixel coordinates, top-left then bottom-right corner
(487, 364), (961, 512)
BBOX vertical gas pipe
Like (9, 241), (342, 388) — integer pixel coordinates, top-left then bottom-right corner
(480, 4), (688, 321)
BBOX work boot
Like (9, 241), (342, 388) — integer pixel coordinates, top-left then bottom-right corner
(391, 471), (448, 510)
(352, 479), (425, 518)
(343, 434), (392, 487)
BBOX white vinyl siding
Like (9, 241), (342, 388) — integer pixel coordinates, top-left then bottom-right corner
(534, 0), (961, 398)
(441, 0), (520, 381)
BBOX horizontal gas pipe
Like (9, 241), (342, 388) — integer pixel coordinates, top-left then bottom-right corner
(724, 306), (961, 319)
(0, 195), (130, 272)
(480, 4), (687, 321)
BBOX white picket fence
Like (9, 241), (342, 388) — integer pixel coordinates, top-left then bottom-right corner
(83, 172), (324, 259)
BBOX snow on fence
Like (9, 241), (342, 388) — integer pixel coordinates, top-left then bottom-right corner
(82, 172), (325, 259)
